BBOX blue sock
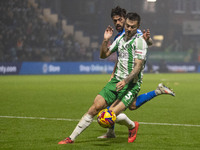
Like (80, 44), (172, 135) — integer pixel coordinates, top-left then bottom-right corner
(109, 125), (115, 130)
(135, 91), (157, 108)
(107, 106), (115, 129)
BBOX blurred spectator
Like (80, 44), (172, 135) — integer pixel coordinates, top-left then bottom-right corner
(159, 60), (169, 73)
(0, 0), (91, 62)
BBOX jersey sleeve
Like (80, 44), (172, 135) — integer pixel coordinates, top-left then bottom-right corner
(108, 35), (122, 53)
(137, 29), (143, 36)
(134, 37), (148, 60)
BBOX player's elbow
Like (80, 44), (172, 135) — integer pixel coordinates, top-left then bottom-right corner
(100, 55), (107, 59)
(100, 52), (109, 59)
(100, 48), (111, 59)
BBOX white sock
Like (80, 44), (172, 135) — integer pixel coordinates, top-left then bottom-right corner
(116, 113), (135, 129)
(69, 113), (93, 141)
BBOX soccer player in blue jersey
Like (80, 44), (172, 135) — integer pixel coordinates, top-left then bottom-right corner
(97, 6), (174, 140)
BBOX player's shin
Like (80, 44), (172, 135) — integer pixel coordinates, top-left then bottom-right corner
(135, 91), (157, 108)
(69, 113), (93, 141)
(116, 113), (135, 129)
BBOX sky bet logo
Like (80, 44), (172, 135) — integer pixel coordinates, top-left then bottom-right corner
(42, 64), (60, 74)
(0, 65), (17, 74)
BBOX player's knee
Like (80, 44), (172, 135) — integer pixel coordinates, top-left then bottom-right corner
(88, 103), (103, 116)
(95, 103), (104, 112)
(93, 95), (107, 110)
(129, 105), (137, 110)
(129, 99), (137, 110)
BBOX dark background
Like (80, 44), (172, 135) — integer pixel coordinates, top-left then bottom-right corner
(1, 0), (200, 64)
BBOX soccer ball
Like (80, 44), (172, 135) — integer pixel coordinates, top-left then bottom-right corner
(97, 109), (116, 128)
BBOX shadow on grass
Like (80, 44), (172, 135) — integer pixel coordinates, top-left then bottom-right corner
(76, 130), (128, 145)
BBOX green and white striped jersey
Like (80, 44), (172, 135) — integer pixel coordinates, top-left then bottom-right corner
(109, 33), (148, 82)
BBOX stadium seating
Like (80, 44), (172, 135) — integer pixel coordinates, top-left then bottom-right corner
(0, 0), (95, 62)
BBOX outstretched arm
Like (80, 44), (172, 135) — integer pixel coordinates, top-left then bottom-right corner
(100, 25), (113, 59)
(143, 29), (153, 46)
(116, 59), (144, 91)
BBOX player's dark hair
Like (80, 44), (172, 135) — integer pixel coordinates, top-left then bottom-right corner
(125, 12), (141, 25)
(111, 6), (126, 18)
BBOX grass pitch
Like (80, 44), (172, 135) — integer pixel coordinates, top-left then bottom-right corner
(0, 74), (200, 150)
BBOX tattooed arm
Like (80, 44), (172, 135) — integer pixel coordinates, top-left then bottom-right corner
(100, 26), (113, 59)
(116, 59), (144, 91)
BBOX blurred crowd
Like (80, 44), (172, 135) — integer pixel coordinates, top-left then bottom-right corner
(0, 0), (93, 62)
(0, 0), (199, 63)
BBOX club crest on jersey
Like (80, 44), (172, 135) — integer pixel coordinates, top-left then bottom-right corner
(122, 44), (131, 50)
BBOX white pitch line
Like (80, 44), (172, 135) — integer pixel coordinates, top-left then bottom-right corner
(139, 122), (200, 127)
(0, 116), (80, 122)
(0, 115), (200, 127)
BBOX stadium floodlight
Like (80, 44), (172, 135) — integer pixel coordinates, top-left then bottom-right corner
(147, 0), (157, 2)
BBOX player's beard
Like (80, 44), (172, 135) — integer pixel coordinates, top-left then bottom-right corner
(126, 31), (136, 40)
(126, 31), (132, 38)
(116, 25), (123, 32)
